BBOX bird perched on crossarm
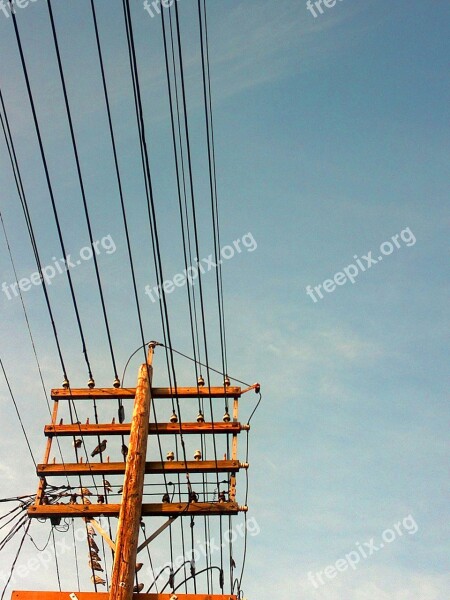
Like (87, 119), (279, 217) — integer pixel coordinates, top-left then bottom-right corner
(91, 440), (107, 457)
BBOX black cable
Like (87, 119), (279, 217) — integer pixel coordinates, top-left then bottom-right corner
(0, 90), (68, 383)
(0, 519), (31, 600)
(0, 209), (70, 483)
(0, 357), (36, 468)
(10, 11), (94, 381)
(46, 0), (119, 384)
(51, 527), (62, 592)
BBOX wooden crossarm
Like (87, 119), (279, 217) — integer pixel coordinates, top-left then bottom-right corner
(27, 501), (243, 519)
(51, 386), (241, 400)
(36, 459), (243, 476)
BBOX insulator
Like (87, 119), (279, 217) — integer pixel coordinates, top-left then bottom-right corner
(166, 451), (174, 461)
(118, 405), (125, 424)
(223, 411), (231, 422)
(170, 411), (178, 423)
(196, 411), (205, 423)
(194, 449), (202, 461)
(113, 377), (120, 388)
(255, 382), (261, 393)
(224, 375), (230, 387)
(87, 377), (95, 389)
(197, 374), (205, 387)
(62, 378), (69, 389)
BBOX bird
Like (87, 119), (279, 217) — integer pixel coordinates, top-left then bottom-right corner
(86, 524), (96, 536)
(91, 440), (107, 457)
(162, 493), (170, 503)
(189, 491), (199, 503)
(136, 562), (143, 572)
(91, 575), (106, 586)
(88, 538), (99, 552)
(89, 560), (104, 572)
(80, 487), (92, 496)
(218, 491), (226, 503)
(97, 495), (105, 504)
(69, 494), (78, 505)
(83, 497), (91, 505)
(121, 444), (128, 459)
(90, 552), (101, 562)
(133, 583), (144, 592)
(103, 479), (113, 492)
(230, 557), (236, 569)
(72, 438), (82, 448)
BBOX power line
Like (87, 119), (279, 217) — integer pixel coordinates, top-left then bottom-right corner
(0, 357), (36, 468)
(11, 10), (95, 382)
(46, 0), (119, 385)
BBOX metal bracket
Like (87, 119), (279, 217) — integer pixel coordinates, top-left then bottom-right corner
(69, 594), (79, 600)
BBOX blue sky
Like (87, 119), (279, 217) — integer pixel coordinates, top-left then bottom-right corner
(0, 0), (449, 598)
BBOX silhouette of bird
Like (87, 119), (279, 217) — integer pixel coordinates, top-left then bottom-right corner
(73, 438), (82, 448)
(136, 562), (143, 572)
(189, 491), (199, 503)
(91, 575), (106, 586)
(162, 493), (170, 503)
(97, 495), (105, 504)
(133, 583), (144, 592)
(121, 444), (128, 459)
(103, 479), (112, 492)
(90, 552), (101, 562)
(80, 487), (92, 496)
(83, 497), (91, 505)
(91, 440), (107, 457)
(89, 560), (104, 572)
(88, 538), (99, 552)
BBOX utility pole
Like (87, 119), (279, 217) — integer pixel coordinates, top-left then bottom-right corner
(109, 342), (154, 600)
(18, 342), (259, 600)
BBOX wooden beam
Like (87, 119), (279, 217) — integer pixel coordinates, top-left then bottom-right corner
(37, 459), (242, 476)
(12, 592), (237, 600)
(45, 422), (246, 436)
(27, 501), (241, 519)
(110, 355), (153, 600)
(51, 386), (241, 400)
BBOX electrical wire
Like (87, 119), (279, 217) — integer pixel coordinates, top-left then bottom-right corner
(10, 10), (95, 381)
(0, 357), (36, 468)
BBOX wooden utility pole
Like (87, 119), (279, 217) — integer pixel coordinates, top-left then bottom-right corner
(109, 343), (154, 600)
(20, 343), (258, 600)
